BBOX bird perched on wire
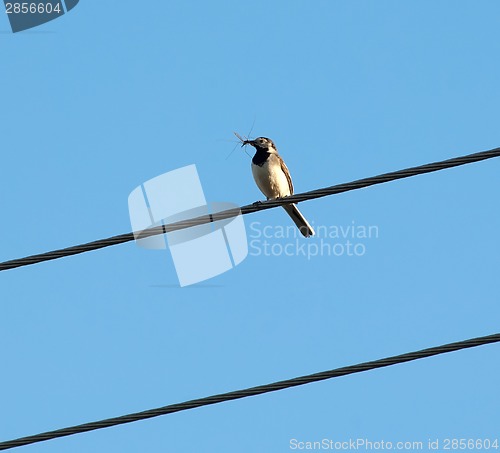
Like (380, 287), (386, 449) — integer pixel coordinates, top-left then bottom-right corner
(238, 135), (315, 238)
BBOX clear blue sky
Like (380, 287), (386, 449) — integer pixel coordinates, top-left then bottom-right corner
(1, 1), (499, 452)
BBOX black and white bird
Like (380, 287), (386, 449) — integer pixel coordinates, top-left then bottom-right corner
(243, 136), (315, 238)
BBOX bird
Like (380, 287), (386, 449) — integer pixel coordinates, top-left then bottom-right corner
(242, 136), (315, 237)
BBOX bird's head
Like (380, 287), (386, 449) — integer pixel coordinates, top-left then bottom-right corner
(242, 137), (278, 153)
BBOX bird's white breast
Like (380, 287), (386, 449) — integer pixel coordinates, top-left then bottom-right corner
(252, 155), (291, 199)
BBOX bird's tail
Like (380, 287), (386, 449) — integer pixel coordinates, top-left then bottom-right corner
(283, 204), (315, 238)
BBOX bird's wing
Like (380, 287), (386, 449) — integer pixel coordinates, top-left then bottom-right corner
(278, 155), (294, 195)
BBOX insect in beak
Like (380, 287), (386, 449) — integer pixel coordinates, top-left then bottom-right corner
(234, 131), (251, 147)
(227, 131), (254, 160)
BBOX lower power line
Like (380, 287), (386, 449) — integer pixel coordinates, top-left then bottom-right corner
(0, 332), (498, 450)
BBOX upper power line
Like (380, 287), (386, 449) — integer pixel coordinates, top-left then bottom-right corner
(0, 146), (499, 272)
(0, 332), (498, 450)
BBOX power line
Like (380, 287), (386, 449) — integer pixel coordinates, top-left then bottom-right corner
(0, 332), (498, 450)
(1, 146), (499, 272)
